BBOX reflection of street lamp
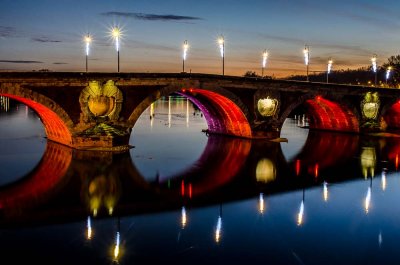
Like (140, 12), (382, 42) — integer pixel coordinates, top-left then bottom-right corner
(113, 217), (121, 262)
(258, 193), (265, 214)
(371, 54), (377, 86)
(218, 35), (225, 76)
(182, 40), (189, 73)
(215, 204), (223, 243)
(327, 58), (333, 83)
(381, 169), (387, 191)
(323, 181), (328, 202)
(84, 34), (92, 73)
(181, 206), (187, 229)
(365, 177), (372, 214)
(303, 45), (310, 81)
(297, 188), (305, 226)
(262, 49), (268, 78)
(86, 216), (93, 240)
(112, 27), (121, 72)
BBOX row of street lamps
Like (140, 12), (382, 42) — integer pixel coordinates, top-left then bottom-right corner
(83, 30), (393, 85)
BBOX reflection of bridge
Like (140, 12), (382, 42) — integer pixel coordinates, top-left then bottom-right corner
(1, 72), (400, 150)
(1, 132), (398, 227)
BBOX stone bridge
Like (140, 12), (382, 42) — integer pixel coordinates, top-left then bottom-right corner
(1, 72), (399, 151)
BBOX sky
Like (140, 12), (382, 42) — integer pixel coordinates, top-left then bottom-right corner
(1, 0), (400, 77)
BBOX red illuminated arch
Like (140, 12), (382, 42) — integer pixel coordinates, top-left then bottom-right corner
(383, 101), (400, 129)
(0, 93), (73, 146)
(129, 87), (252, 138)
(305, 97), (359, 132)
(154, 136), (251, 197)
(179, 89), (251, 137)
(0, 142), (72, 217)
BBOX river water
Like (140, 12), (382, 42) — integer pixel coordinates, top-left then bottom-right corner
(1, 95), (400, 265)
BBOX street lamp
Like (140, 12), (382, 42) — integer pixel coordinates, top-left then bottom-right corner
(84, 34), (92, 73)
(182, 40), (189, 73)
(327, 58), (333, 83)
(371, 54), (377, 86)
(386, 66), (392, 85)
(303, 45), (310, 81)
(218, 35), (225, 76)
(112, 27), (121, 72)
(262, 49), (268, 78)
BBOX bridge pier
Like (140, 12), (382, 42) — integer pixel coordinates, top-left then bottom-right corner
(71, 123), (132, 152)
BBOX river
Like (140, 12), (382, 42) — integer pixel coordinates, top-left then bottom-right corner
(0, 95), (399, 265)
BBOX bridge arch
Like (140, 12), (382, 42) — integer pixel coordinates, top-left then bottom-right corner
(0, 87), (74, 146)
(381, 98), (400, 129)
(279, 93), (360, 133)
(128, 84), (252, 138)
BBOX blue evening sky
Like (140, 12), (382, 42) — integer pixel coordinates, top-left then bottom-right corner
(1, 0), (400, 77)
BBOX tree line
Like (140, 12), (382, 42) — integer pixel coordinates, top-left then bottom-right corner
(244, 55), (400, 88)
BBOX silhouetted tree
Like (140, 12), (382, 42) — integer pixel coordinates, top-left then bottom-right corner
(382, 55), (400, 85)
(243, 71), (259, 77)
(284, 54), (400, 88)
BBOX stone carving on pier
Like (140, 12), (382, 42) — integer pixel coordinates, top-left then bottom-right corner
(361, 92), (380, 120)
(254, 90), (280, 118)
(79, 80), (123, 122)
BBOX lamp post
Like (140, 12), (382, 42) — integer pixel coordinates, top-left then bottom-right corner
(218, 35), (225, 76)
(112, 27), (121, 72)
(182, 40), (189, 73)
(327, 58), (333, 83)
(386, 66), (392, 85)
(371, 54), (377, 86)
(262, 49), (268, 78)
(84, 34), (92, 73)
(303, 45), (310, 81)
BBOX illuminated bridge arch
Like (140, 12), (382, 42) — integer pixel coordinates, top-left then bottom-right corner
(382, 99), (400, 129)
(279, 94), (360, 133)
(0, 88), (74, 146)
(0, 142), (72, 217)
(128, 85), (252, 138)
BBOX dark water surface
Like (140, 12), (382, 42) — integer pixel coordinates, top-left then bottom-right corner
(1, 96), (400, 265)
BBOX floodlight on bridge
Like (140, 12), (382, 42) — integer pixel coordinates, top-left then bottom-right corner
(303, 45), (310, 81)
(386, 66), (392, 84)
(84, 34), (92, 73)
(327, 58), (333, 83)
(371, 54), (377, 86)
(262, 49), (268, 78)
(111, 26), (122, 72)
(218, 35), (225, 76)
(182, 40), (189, 73)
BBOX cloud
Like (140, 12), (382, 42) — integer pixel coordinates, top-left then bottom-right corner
(101, 11), (203, 22)
(53, 62), (67, 65)
(0, 60), (43, 64)
(32, 36), (62, 43)
(0, 26), (17, 38)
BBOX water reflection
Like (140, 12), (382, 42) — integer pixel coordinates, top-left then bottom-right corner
(3, 98), (400, 264)
(1, 131), (400, 225)
(214, 204), (223, 244)
(297, 189), (305, 226)
(0, 96), (10, 112)
(323, 181), (328, 202)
